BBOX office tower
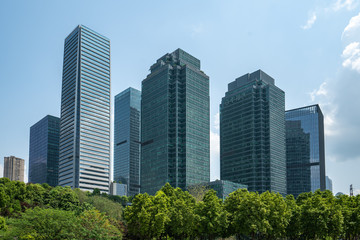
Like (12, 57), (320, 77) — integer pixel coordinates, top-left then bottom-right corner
(29, 115), (60, 186)
(285, 120), (311, 198)
(205, 180), (247, 200)
(285, 104), (326, 194)
(220, 70), (286, 196)
(114, 87), (141, 196)
(4, 156), (25, 181)
(110, 182), (128, 196)
(58, 25), (111, 192)
(326, 176), (333, 192)
(141, 48), (210, 195)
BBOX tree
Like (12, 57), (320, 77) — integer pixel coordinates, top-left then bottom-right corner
(225, 189), (271, 239)
(196, 189), (229, 240)
(4, 207), (79, 239)
(77, 209), (122, 240)
(161, 183), (197, 239)
(285, 194), (302, 239)
(124, 191), (170, 240)
(46, 186), (80, 211)
(187, 184), (209, 202)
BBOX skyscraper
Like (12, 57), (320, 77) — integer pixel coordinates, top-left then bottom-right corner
(326, 176), (333, 192)
(4, 156), (25, 182)
(220, 70), (286, 196)
(29, 115), (60, 186)
(285, 120), (311, 198)
(141, 48), (210, 195)
(285, 104), (326, 194)
(114, 87), (141, 196)
(58, 25), (111, 192)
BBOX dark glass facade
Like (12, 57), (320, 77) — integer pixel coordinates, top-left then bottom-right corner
(285, 120), (311, 197)
(141, 48), (210, 195)
(59, 25), (111, 192)
(220, 70), (287, 196)
(207, 180), (247, 200)
(114, 87), (141, 196)
(285, 104), (325, 196)
(29, 115), (60, 186)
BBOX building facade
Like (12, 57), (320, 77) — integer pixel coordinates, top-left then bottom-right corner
(58, 25), (111, 192)
(110, 182), (128, 196)
(4, 156), (25, 181)
(220, 70), (287, 196)
(141, 48), (210, 195)
(29, 115), (60, 186)
(114, 87), (141, 196)
(207, 180), (247, 200)
(285, 120), (311, 198)
(326, 176), (333, 192)
(285, 104), (326, 195)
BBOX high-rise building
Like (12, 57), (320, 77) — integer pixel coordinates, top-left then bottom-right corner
(326, 176), (333, 192)
(114, 87), (141, 196)
(285, 120), (311, 198)
(4, 156), (25, 182)
(29, 115), (60, 186)
(58, 25), (111, 192)
(220, 70), (286, 196)
(141, 48), (210, 195)
(285, 104), (326, 194)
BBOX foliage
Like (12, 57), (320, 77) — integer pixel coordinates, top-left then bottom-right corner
(4, 207), (79, 239)
(77, 209), (122, 240)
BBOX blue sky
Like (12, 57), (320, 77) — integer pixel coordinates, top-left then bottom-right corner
(1, 0), (359, 195)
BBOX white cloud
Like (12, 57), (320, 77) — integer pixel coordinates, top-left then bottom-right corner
(214, 112), (220, 130)
(342, 12), (360, 38)
(354, 188), (360, 196)
(301, 12), (317, 30)
(332, 0), (357, 11)
(210, 112), (220, 181)
(191, 23), (205, 36)
(342, 42), (360, 72)
(310, 81), (328, 101)
(310, 82), (338, 136)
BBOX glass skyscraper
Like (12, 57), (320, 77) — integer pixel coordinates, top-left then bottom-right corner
(58, 25), (111, 192)
(285, 104), (325, 196)
(29, 115), (60, 186)
(141, 48), (210, 195)
(220, 70), (287, 196)
(114, 87), (141, 196)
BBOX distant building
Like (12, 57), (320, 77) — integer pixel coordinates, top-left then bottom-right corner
(58, 25), (111, 192)
(29, 115), (60, 186)
(207, 180), (247, 200)
(286, 104), (326, 196)
(114, 88), (141, 196)
(141, 49), (210, 195)
(326, 176), (333, 192)
(4, 156), (25, 181)
(285, 120), (311, 198)
(220, 70), (286, 196)
(110, 182), (127, 196)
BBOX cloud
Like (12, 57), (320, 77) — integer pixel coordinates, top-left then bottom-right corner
(210, 112), (220, 181)
(191, 23), (205, 36)
(354, 188), (360, 196)
(310, 70), (360, 162)
(332, 0), (357, 11)
(342, 12), (360, 38)
(214, 112), (220, 130)
(310, 82), (328, 101)
(210, 130), (220, 181)
(0, 163), (3, 178)
(342, 42), (360, 72)
(301, 12), (317, 30)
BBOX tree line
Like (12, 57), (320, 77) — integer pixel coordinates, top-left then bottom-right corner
(0, 178), (360, 239)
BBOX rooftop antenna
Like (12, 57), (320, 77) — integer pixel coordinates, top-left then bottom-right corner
(350, 184), (354, 197)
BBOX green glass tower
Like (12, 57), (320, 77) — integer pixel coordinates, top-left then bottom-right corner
(141, 48), (210, 195)
(220, 70), (286, 196)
